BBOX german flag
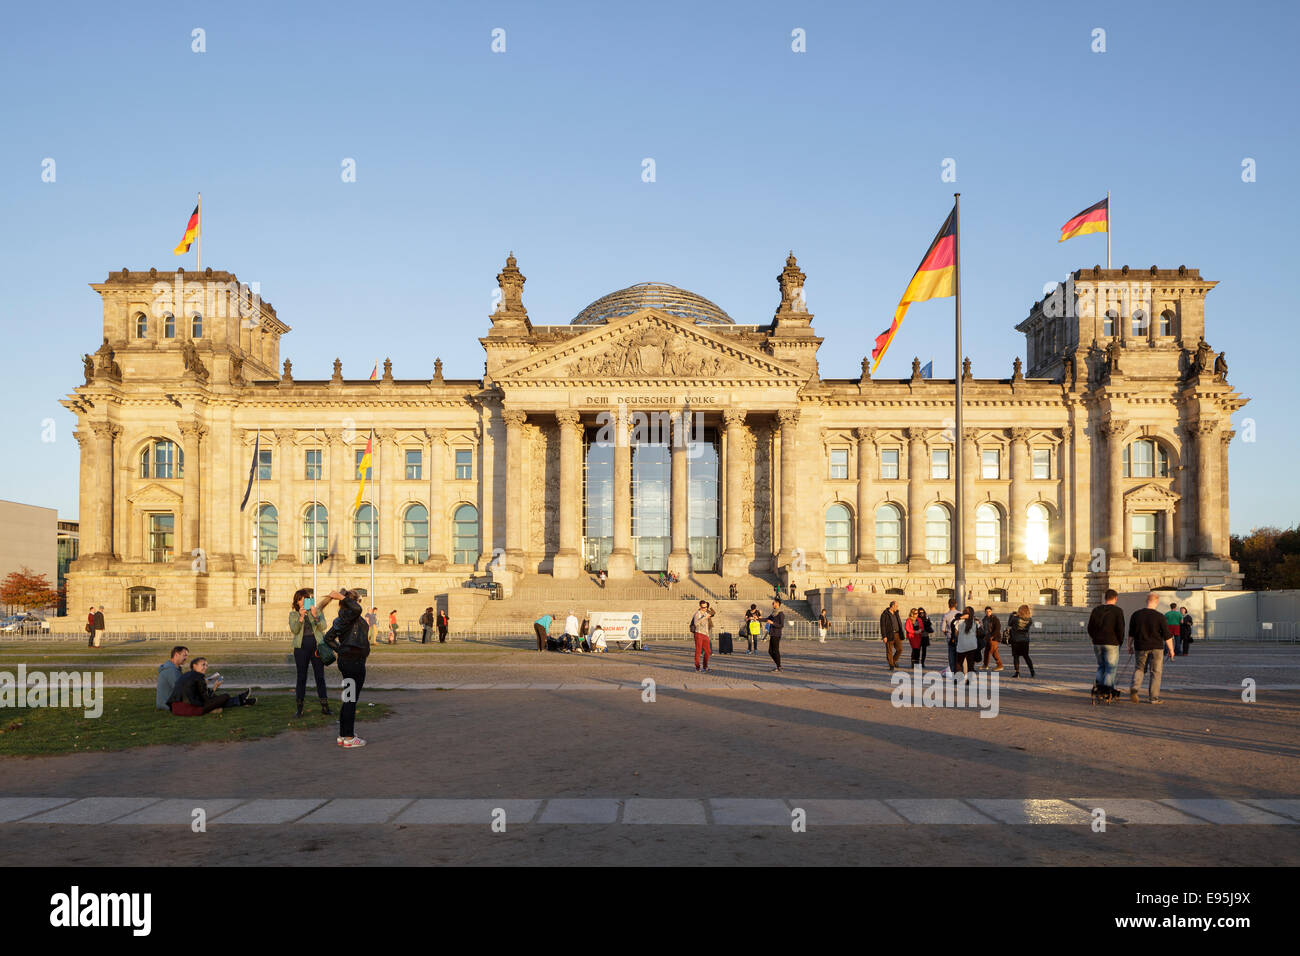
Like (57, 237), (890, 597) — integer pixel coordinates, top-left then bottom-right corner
(1059, 197), (1108, 243)
(872, 207), (956, 373)
(173, 204), (200, 254)
(353, 431), (373, 511)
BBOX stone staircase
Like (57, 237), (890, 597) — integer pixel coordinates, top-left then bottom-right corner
(471, 570), (817, 635)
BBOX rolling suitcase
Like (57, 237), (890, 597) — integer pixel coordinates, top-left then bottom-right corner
(718, 632), (733, 655)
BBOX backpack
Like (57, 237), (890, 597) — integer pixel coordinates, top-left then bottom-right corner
(337, 617), (371, 661)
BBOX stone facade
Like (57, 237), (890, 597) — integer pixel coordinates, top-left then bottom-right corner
(60, 255), (1245, 628)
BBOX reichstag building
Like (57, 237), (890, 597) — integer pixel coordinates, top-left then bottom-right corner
(62, 253), (1245, 624)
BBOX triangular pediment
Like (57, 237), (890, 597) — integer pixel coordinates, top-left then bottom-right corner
(494, 310), (806, 385)
(127, 481), (184, 507)
(1125, 481), (1180, 505)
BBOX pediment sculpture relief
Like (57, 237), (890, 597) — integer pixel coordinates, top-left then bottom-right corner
(584, 329), (734, 379)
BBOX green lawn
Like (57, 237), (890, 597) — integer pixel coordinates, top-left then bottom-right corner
(0, 688), (391, 757)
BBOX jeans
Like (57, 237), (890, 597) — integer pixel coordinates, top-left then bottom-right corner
(338, 658), (366, 738)
(947, 641), (957, 672)
(421, 626), (432, 644)
(1131, 648), (1165, 700)
(1093, 644), (1119, 689)
(694, 633), (711, 669)
(294, 634), (328, 702)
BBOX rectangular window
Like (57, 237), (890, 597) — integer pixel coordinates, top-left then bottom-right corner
(829, 448), (848, 480)
(355, 449), (372, 480)
(880, 448), (899, 480)
(931, 448), (950, 480)
(1131, 513), (1158, 562)
(1032, 448), (1050, 479)
(148, 513), (174, 564)
(257, 448), (272, 481)
(405, 449), (422, 480)
(305, 449), (322, 481)
(455, 449), (473, 480)
(981, 448), (1000, 479)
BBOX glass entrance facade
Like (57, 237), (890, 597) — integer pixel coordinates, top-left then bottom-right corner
(582, 425), (721, 572)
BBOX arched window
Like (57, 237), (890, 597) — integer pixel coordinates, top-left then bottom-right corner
(924, 504), (952, 564)
(975, 503), (1002, 564)
(453, 504), (480, 565)
(353, 504), (376, 564)
(1122, 439), (1170, 478)
(139, 440), (183, 479)
(302, 504), (328, 564)
(1158, 310), (1173, 336)
(256, 504), (278, 563)
(874, 503), (902, 564)
(1026, 503), (1051, 564)
(191, 313), (203, 338)
(128, 586), (156, 612)
(824, 504), (852, 565)
(1131, 310), (1147, 337)
(403, 504), (429, 564)
(164, 313), (175, 338)
(135, 312), (148, 338)
(1102, 310), (1117, 337)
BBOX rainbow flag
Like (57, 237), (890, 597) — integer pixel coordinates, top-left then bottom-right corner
(1059, 197), (1108, 243)
(353, 432), (373, 511)
(173, 204), (199, 255)
(873, 207), (956, 373)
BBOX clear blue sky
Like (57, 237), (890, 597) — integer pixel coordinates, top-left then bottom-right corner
(1, 0), (1295, 534)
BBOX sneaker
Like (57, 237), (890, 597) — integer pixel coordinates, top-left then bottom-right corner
(336, 736), (345, 746)
(320, 701), (331, 715)
(993, 665), (1004, 672)
(244, 695), (258, 706)
(702, 665), (709, 672)
(1149, 698), (1163, 705)
(340, 736), (367, 748)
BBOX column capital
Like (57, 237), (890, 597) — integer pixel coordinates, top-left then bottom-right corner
(1059, 425), (1073, 443)
(1190, 419), (1220, 438)
(374, 426), (397, 444)
(904, 426), (928, 443)
(1008, 427), (1031, 445)
(723, 408), (747, 429)
(424, 427), (447, 445)
(853, 426), (876, 444)
(962, 428), (979, 443)
(178, 420), (207, 440)
(272, 428), (295, 446)
(502, 409), (527, 427)
(73, 429), (89, 448)
(776, 408), (800, 427)
(555, 410), (582, 431)
(322, 429), (344, 446)
(90, 421), (117, 440)
(1219, 429), (1236, 446)
(1099, 417), (1129, 441)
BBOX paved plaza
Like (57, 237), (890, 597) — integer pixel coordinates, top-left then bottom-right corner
(1, 641), (1296, 865)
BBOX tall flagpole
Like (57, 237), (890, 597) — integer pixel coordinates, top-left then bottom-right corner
(312, 426), (319, 596)
(255, 426), (262, 636)
(1106, 190), (1111, 269)
(196, 192), (202, 272)
(369, 429), (375, 611)
(952, 193), (965, 610)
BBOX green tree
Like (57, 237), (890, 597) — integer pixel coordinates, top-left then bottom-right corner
(1230, 526), (1300, 590)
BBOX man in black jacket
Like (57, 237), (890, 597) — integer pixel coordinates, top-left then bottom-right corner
(879, 601), (904, 671)
(1087, 588), (1125, 700)
(168, 658), (256, 715)
(1128, 592), (1175, 704)
(764, 599), (786, 673)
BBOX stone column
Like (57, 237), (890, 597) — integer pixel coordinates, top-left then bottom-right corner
(1219, 429), (1234, 559)
(854, 427), (877, 569)
(776, 408), (800, 571)
(1059, 426), (1073, 561)
(375, 427), (398, 564)
(90, 422), (117, 556)
(1163, 508), (1175, 562)
(553, 411), (583, 578)
(503, 410), (527, 569)
(961, 428), (977, 564)
(74, 428), (94, 559)
(177, 421), (205, 564)
(1009, 427), (1031, 569)
(906, 427), (928, 567)
(667, 411), (691, 578)
(424, 428), (447, 569)
(1100, 418), (1129, 565)
(274, 429), (296, 563)
(607, 416), (635, 579)
(721, 409), (748, 579)
(1193, 420), (1219, 558)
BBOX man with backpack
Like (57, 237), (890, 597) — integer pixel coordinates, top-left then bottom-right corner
(321, 588), (371, 748)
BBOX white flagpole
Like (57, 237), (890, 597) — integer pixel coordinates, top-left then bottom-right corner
(1106, 190), (1111, 270)
(952, 195), (965, 611)
(196, 192), (202, 272)
(255, 426), (261, 636)
(369, 429), (375, 611)
(312, 426), (319, 596)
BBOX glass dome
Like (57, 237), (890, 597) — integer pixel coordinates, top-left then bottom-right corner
(571, 282), (734, 326)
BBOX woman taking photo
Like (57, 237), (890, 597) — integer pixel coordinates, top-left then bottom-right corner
(1007, 603), (1036, 678)
(289, 588), (333, 717)
(953, 606), (980, 681)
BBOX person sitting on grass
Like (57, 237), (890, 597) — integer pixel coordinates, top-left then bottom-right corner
(168, 658), (257, 716)
(155, 645), (189, 711)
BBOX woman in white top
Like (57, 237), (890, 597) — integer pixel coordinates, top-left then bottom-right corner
(591, 624), (607, 653)
(953, 606), (980, 681)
